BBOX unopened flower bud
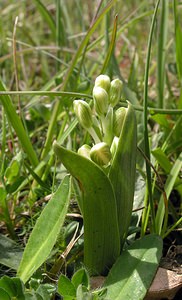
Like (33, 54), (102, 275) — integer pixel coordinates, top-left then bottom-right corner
(90, 142), (112, 166)
(93, 86), (108, 116)
(73, 100), (93, 129)
(109, 78), (123, 107)
(95, 74), (111, 93)
(110, 136), (119, 157)
(113, 107), (127, 137)
(77, 144), (91, 159)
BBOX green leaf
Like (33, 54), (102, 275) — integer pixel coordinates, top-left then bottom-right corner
(36, 283), (55, 296)
(17, 175), (71, 283)
(0, 276), (17, 297)
(5, 159), (20, 183)
(53, 143), (120, 275)
(104, 234), (163, 300)
(151, 114), (170, 128)
(6, 176), (26, 194)
(76, 285), (89, 300)
(11, 277), (25, 300)
(0, 288), (10, 300)
(0, 188), (7, 219)
(71, 268), (89, 290)
(36, 284), (55, 300)
(25, 292), (43, 300)
(152, 148), (172, 173)
(109, 102), (137, 246)
(57, 274), (76, 298)
(0, 276), (25, 299)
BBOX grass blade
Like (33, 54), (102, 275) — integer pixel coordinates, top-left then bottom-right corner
(174, 0), (182, 85)
(33, 0), (56, 38)
(101, 14), (118, 75)
(155, 151), (182, 235)
(55, 0), (66, 71)
(142, 0), (161, 234)
(157, 0), (168, 108)
(174, 0), (182, 108)
(0, 79), (39, 168)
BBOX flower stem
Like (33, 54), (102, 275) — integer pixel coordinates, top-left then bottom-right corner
(88, 127), (101, 144)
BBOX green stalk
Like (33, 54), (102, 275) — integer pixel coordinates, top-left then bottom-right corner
(55, 0), (61, 71)
(55, 0), (67, 71)
(143, 0), (161, 233)
(101, 9), (118, 75)
(155, 151), (182, 235)
(173, 0), (182, 85)
(141, 191), (149, 236)
(173, 0), (182, 108)
(87, 127), (102, 144)
(157, 0), (168, 108)
(101, 107), (114, 146)
(162, 217), (182, 239)
(0, 107), (6, 177)
(1, 91), (182, 115)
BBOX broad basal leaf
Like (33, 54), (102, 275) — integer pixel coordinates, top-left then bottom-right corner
(17, 175), (71, 283)
(53, 143), (120, 275)
(104, 234), (163, 300)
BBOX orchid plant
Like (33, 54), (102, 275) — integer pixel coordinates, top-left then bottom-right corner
(17, 75), (162, 299)
(53, 74), (137, 275)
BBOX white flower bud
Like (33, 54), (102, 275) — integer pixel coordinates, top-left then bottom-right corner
(93, 86), (108, 116)
(110, 136), (119, 157)
(113, 107), (127, 137)
(90, 142), (112, 166)
(77, 144), (91, 159)
(95, 74), (111, 93)
(109, 78), (123, 107)
(73, 100), (93, 129)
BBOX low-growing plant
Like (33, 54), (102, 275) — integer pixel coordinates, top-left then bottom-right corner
(16, 74), (163, 299)
(0, 0), (182, 299)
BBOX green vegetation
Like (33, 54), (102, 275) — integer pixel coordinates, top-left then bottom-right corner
(0, 1), (181, 299)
